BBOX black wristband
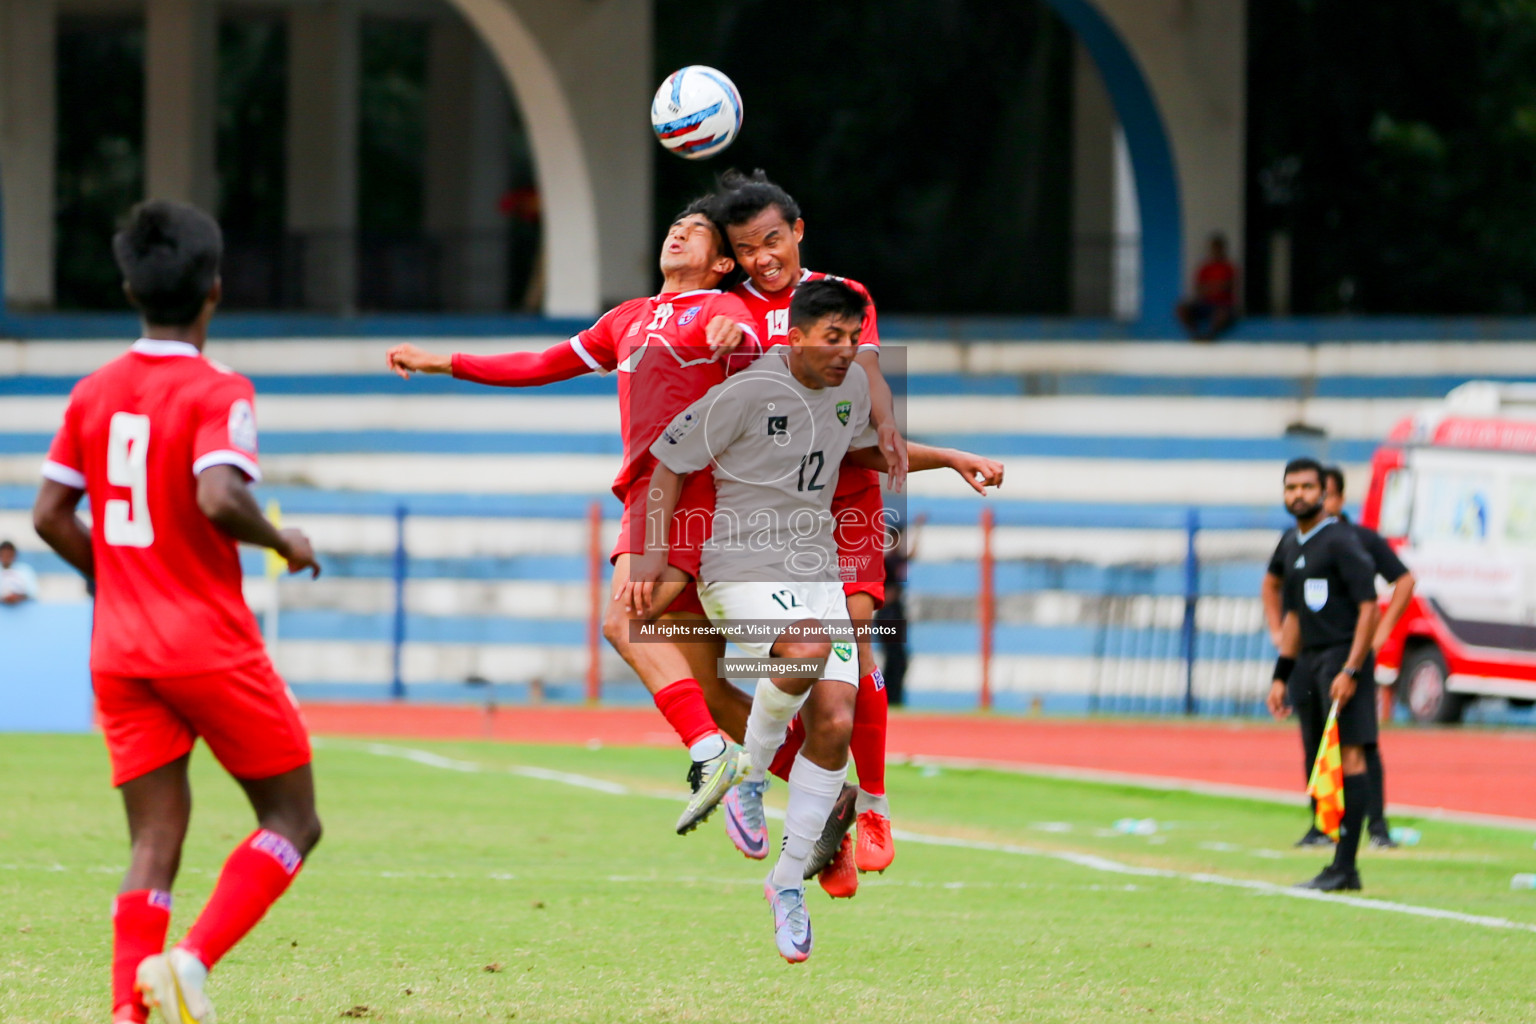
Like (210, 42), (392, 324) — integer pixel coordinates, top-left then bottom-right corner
(1273, 656), (1296, 683)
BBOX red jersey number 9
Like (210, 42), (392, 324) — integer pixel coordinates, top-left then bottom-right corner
(105, 412), (154, 548)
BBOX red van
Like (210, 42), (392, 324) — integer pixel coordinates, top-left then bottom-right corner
(1362, 382), (1536, 724)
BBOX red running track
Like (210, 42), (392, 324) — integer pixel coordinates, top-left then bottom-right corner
(302, 703), (1536, 823)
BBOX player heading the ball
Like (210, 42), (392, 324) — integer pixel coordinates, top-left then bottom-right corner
(628, 279), (905, 963)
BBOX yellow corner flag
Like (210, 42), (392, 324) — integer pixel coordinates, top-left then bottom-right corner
(1306, 699), (1344, 841)
(264, 499), (285, 578)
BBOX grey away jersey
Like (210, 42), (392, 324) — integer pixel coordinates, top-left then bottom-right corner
(651, 347), (880, 583)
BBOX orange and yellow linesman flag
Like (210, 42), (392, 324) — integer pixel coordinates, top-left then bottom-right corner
(1305, 699), (1344, 841)
(264, 499), (285, 578)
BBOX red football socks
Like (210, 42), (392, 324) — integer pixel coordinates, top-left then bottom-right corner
(179, 830), (303, 969)
(766, 671), (889, 787)
(769, 717), (807, 781)
(653, 678), (718, 750)
(850, 670), (889, 797)
(112, 889), (171, 1023)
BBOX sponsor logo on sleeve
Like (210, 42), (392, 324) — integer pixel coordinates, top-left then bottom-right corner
(228, 399), (258, 451)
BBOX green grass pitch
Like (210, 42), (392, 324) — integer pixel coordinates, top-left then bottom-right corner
(5, 732), (1536, 1023)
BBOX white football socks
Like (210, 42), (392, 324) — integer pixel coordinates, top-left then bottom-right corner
(856, 789), (890, 818)
(770, 754), (848, 890)
(743, 678), (810, 783)
(688, 734), (726, 762)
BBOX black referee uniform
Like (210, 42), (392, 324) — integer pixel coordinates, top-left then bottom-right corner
(1269, 515), (1406, 842)
(1272, 516), (1378, 888)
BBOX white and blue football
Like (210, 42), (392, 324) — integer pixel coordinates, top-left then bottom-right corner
(650, 66), (743, 160)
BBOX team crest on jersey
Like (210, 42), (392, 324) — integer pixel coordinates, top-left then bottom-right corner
(832, 642), (854, 662)
(678, 305), (702, 327)
(228, 399), (257, 451)
(1304, 578), (1329, 611)
(767, 415), (788, 436)
(836, 401), (851, 425)
(664, 410), (701, 446)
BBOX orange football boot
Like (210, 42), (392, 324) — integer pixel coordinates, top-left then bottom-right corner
(856, 810), (894, 873)
(817, 834), (859, 898)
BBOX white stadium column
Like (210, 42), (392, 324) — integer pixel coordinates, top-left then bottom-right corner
(425, 13), (512, 312)
(286, 0), (359, 314)
(144, 0), (217, 212)
(0, 0), (58, 310)
(1092, 0), (1247, 297)
(442, 0), (652, 317)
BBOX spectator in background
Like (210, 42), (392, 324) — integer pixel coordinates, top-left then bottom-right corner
(875, 514), (924, 706)
(1176, 234), (1239, 341)
(0, 540), (39, 605)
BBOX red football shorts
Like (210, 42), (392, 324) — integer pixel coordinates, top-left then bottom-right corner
(94, 656), (312, 787)
(833, 484), (888, 611)
(613, 468), (715, 616)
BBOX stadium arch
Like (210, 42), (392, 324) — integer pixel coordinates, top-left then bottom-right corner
(443, 0), (600, 318)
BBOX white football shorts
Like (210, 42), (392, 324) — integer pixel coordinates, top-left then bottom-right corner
(697, 579), (860, 686)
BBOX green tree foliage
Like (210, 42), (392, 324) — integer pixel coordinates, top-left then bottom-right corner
(655, 0), (1074, 315)
(218, 18), (287, 235)
(1249, 0), (1536, 314)
(54, 19), (144, 311)
(358, 17), (427, 234)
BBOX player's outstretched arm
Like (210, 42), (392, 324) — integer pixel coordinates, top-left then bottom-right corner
(389, 339), (594, 387)
(33, 479), (94, 580)
(196, 465), (321, 577)
(847, 442), (1004, 496)
(855, 350), (908, 493)
(386, 343), (452, 378)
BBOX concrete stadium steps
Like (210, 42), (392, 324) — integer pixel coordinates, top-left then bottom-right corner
(0, 392), (1438, 440)
(6, 336), (1536, 376)
(5, 335), (1507, 704)
(0, 451), (1364, 506)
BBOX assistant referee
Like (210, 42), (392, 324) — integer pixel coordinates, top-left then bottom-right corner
(1265, 457), (1381, 892)
(1262, 464), (1416, 849)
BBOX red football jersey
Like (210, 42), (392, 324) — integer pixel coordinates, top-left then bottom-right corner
(43, 339), (268, 677)
(732, 269), (882, 498)
(568, 288), (759, 499)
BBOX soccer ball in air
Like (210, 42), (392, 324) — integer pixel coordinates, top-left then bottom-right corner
(651, 66), (743, 160)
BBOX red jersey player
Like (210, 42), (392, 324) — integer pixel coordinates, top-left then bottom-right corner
(710, 170), (1003, 896)
(33, 202), (322, 1024)
(386, 202), (762, 834)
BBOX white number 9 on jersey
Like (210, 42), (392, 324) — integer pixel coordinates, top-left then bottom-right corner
(105, 412), (154, 547)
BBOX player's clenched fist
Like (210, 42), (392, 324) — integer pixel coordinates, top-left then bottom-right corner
(704, 315), (746, 358)
(387, 343), (452, 379)
(277, 528), (322, 578)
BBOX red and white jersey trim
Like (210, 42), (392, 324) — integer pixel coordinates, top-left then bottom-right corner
(41, 459), (87, 489)
(193, 449), (263, 482)
(568, 334), (609, 375)
(130, 338), (201, 358)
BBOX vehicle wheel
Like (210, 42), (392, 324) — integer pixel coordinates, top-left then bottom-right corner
(1400, 645), (1463, 725)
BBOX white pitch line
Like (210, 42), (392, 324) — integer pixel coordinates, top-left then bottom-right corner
(338, 741), (1536, 936)
(896, 754), (1536, 833)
